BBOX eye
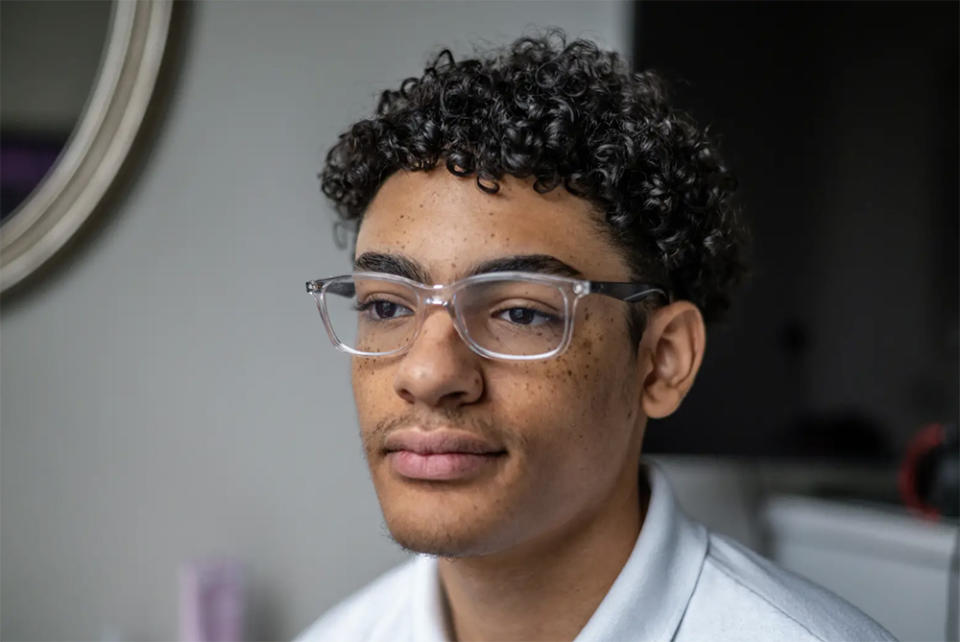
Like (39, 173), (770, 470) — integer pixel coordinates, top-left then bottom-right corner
(494, 306), (557, 326)
(356, 299), (415, 320)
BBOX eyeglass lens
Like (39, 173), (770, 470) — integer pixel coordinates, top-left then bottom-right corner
(321, 275), (569, 357)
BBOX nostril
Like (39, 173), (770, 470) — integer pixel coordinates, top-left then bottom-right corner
(396, 386), (417, 405)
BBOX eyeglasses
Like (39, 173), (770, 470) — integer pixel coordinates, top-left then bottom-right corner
(305, 271), (669, 361)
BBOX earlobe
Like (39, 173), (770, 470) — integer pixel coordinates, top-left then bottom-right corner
(639, 302), (706, 419)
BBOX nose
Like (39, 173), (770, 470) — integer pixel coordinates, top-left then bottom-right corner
(393, 307), (484, 409)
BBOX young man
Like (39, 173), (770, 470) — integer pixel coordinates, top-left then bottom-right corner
(298, 32), (895, 642)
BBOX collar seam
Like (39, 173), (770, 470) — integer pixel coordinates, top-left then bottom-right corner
(705, 546), (826, 642)
(666, 523), (710, 641)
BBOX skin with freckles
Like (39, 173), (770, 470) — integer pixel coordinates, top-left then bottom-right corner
(351, 168), (706, 642)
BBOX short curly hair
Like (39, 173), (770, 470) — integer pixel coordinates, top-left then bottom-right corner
(320, 29), (749, 333)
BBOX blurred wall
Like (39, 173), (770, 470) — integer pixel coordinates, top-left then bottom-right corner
(0, 1), (631, 640)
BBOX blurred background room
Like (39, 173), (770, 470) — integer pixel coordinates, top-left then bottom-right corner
(1, 1), (957, 640)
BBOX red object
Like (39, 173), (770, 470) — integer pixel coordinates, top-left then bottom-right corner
(898, 423), (945, 519)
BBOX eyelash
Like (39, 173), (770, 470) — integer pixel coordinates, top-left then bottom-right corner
(492, 306), (557, 326)
(354, 298), (414, 320)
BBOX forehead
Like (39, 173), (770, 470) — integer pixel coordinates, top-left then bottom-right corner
(355, 169), (630, 282)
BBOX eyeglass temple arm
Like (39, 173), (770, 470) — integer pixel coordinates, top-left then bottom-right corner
(306, 279), (356, 296)
(589, 281), (670, 303)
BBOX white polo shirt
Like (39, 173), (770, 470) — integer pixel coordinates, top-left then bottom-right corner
(295, 463), (896, 641)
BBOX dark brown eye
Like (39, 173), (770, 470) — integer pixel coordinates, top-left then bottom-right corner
(495, 307), (555, 326)
(356, 299), (414, 320)
(374, 301), (400, 319)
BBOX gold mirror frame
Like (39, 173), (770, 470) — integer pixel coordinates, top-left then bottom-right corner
(0, 0), (173, 294)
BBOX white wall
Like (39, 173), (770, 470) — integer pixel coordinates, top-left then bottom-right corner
(0, 2), (631, 640)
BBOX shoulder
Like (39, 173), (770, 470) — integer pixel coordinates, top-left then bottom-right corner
(293, 557), (419, 642)
(676, 533), (897, 642)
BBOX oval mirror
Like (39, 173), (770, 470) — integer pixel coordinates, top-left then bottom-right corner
(0, 0), (172, 294)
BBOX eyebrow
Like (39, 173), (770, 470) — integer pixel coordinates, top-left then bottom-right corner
(353, 252), (583, 283)
(353, 252), (430, 283)
(467, 255), (583, 278)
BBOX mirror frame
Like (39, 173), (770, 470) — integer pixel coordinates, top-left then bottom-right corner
(0, 0), (173, 294)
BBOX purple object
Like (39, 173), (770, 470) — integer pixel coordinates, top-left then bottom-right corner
(179, 559), (246, 642)
(0, 135), (67, 220)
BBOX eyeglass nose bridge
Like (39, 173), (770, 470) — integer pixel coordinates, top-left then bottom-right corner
(422, 294), (449, 307)
(420, 281), (456, 314)
(411, 286), (480, 354)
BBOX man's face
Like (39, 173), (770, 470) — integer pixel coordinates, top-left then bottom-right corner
(352, 168), (648, 558)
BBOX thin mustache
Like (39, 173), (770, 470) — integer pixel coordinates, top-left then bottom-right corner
(367, 413), (500, 450)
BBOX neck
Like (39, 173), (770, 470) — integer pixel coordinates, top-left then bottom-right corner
(437, 462), (649, 642)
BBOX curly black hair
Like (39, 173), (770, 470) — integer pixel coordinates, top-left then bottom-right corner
(320, 29), (749, 334)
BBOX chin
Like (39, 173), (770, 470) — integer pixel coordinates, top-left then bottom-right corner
(387, 526), (484, 558)
(374, 480), (511, 558)
(382, 507), (498, 558)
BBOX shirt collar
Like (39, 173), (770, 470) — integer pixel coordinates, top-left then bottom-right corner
(411, 551), (449, 642)
(410, 459), (708, 642)
(574, 460), (708, 641)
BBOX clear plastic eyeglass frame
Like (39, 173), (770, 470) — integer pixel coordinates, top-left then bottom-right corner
(305, 270), (670, 361)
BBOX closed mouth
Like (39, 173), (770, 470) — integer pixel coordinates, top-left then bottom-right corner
(383, 429), (506, 456)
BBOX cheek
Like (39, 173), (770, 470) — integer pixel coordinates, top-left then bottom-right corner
(351, 358), (394, 429)
(564, 304), (637, 422)
(491, 331), (634, 467)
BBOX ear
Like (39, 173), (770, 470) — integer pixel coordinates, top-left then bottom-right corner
(638, 301), (706, 419)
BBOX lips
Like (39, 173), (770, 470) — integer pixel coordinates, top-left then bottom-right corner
(384, 429), (504, 455)
(383, 429), (506, 481)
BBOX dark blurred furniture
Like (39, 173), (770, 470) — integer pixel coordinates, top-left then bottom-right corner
(636, 1), (959, 460)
